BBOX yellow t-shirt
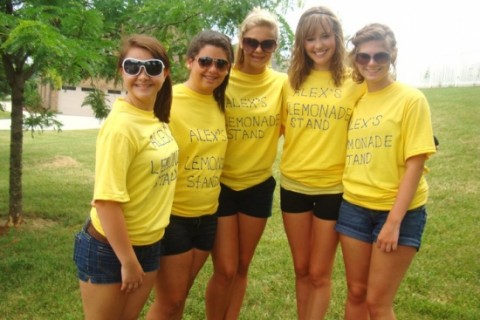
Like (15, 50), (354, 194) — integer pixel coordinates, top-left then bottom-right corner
(169, 84), (228, 217)
(280, 70), (366, 194)
(90, 98), (178, 245)
(343, 82), (437, 210)
(221, 67), (288, 190)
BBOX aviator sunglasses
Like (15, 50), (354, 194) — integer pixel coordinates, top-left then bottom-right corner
(122, 58), (165, 77)
(195, 56), (230, 71)
(242, 37), (277, 53)
(355, 52), (391, 66)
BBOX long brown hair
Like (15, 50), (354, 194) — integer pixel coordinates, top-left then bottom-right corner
(288, 6), (346, 89)
(186, 30), (234, 111)
(118, 34), (173, 122)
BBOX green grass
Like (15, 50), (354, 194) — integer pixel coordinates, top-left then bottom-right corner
(1, 86), (479, 319)
(0, 109), (11, 119)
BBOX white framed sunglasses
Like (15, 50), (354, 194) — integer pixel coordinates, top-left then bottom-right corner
(122, 58), (165, 77)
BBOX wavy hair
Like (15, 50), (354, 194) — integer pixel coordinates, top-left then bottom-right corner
(348, 23), (398, 83)
(288, 6), (346, 89)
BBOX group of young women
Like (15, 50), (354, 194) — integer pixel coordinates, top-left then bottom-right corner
(73, 5), (436, 320)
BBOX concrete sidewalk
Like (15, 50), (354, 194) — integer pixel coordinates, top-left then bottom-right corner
(0, 114), (103, 131)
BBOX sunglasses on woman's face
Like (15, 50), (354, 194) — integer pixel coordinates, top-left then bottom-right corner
(122, 58), (165, 77)
(242, 37), (277, 53)
(355, 52), (391, 66)
(195, 56), (230, 71)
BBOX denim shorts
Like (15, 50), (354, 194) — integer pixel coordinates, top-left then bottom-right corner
(280, 187), (343, 220)
(216, 176), (276, 218)
(73, 222), (162, 284)
(335, 200), (427, 250)
(161, 214), (217, 256)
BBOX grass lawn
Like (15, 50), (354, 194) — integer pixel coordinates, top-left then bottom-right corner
(0, 110), (11, 119)
(0, 86), (479, 319)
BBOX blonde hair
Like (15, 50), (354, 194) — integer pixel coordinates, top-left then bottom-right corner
(348, 23), (397, 83)
(288, 6), (346, 89)
(236, 8), (279, 67)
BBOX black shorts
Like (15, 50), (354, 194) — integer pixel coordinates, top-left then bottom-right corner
(280, 187), (342, 220)
(161, 214), (217, 255)
(216, 176), (276, 218)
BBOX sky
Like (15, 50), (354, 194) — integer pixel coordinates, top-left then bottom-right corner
(286, 0), (480, 86)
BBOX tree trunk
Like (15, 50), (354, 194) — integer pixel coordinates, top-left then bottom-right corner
(8, 77), (25, 226)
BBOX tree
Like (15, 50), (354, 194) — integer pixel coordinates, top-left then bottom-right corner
(93, 0), (296, 82)
(81, 88), (111, 120)
(83, 0), (296, 115)
(1, 0), (296, 226)
(0, 59), (9, 99)
(1, 0), (110, 225)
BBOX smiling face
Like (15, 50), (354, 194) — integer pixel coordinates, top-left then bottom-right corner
(240, 25), (277, 74)
(185, 44), (230, 95)
(355, 40), (394, 92)
(304, 21), (336, 71)
(121, 46), (168, 111)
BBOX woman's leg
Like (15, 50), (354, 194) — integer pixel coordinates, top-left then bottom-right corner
(339, 234), (372, 320)
(147, 248), (209, 320)
(223, 213), (268, 319)
(206, 215), (239, 319)
(282, 211), (313, 320)
(80, 281), (126, 320)
(80, 271), (156, 320)
(122, 271), (158, 320)
(366, 245), (416, 319)
(305, 218), (339, 319)
(147, 252), (192, 320)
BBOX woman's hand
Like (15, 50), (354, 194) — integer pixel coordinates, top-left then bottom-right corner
(377, 154), (426, 253)
(95, 200), (144, 293)
(377, 219), (401, 252)
(121, 259), (145, 293)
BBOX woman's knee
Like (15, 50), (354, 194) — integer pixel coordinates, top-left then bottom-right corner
(309, 272), (332, 289)
(293, 263), (310, 279)
(366, 293), (393, 317)
(148, 297), (184, 319)
(162, 298), (185, 317)
(213, 264), (237, 285)
(237, 256), (254, 276)
(347, 283), (367, 304)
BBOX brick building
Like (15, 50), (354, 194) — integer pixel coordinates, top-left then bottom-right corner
(40, 78), (125, 117)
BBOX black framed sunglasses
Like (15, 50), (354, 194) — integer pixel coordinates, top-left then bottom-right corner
(242, 37), (277, 53)
(195, 56), (230, 71)
(355, 52), (391, 66)
(122, 58), (165, 77)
